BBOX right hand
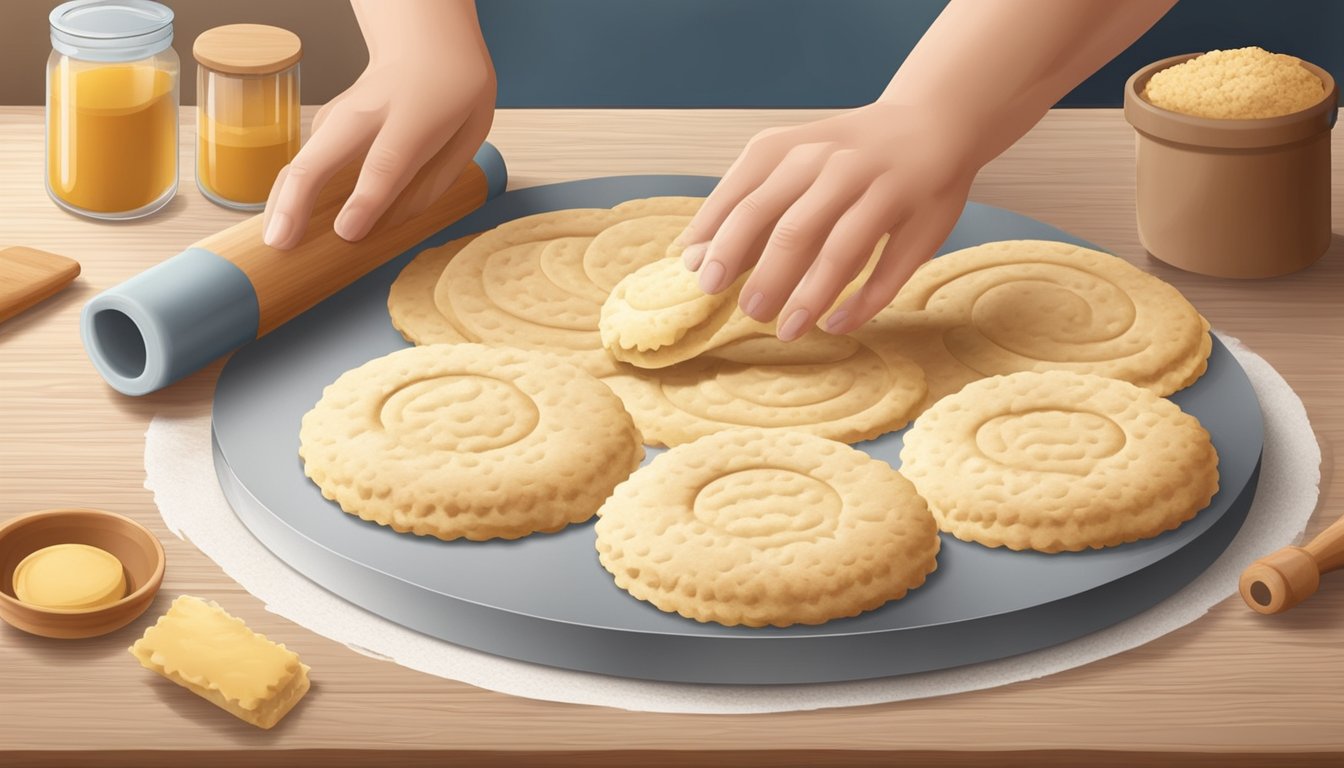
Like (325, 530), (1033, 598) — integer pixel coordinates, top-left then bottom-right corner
(676, 102), (978, 339)
(262, 38), (496, 249)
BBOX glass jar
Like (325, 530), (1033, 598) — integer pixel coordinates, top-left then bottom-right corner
(193, 24), (302, 211)
(46, 0), (179, 220)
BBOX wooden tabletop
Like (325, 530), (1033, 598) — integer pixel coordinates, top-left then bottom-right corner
(1, 106), (1342, 767)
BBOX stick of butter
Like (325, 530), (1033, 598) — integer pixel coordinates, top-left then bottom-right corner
(129, 595), (311, 729)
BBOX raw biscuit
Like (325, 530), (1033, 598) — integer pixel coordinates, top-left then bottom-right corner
(899, 370), (1220, 553)
(388, 234), (476, 345)
(602, 331), (926, 446)
(601, 238), (886, 369)
(885, 240), (1212, 396)
(599, 256), (760, 368)
(595, 429), (940, 627)
(423, 197), (703, 376)
(299, 344), (644, 541)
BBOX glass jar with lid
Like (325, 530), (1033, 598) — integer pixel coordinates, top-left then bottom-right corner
(193, 24), (302, 211)
(46, 0), (179, 220)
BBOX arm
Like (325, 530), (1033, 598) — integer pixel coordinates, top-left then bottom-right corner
(882, 0), (1177, 169)
(677, 0), (1177, 339)
(263, 0), (495, 249)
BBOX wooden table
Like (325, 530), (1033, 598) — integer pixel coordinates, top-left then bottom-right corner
(1, 106), (1341, 767)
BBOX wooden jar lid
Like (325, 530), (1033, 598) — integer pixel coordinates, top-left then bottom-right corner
(193, 23), (302, 75)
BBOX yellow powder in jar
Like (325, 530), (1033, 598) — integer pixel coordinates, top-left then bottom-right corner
(197, 117), (299, 205)
(48, 61), (177, 214)
(196, 69), (300, 206)
(1143, 47), (1325, 119)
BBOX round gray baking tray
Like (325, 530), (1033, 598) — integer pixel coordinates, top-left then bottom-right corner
(212, 175), (1262, 684)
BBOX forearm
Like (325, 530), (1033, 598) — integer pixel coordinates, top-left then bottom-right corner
(351, 0), (485, 63)
(881, 0), (1176, 168)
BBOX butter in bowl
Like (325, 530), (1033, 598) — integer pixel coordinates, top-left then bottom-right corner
(1124, 47), (1338, 278)
(0, 508), (165, 639)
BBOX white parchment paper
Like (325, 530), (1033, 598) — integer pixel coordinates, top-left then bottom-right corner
(143, 333), (1320, 714)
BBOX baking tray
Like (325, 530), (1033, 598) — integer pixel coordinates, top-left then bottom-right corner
(212, 175), (1262, 684)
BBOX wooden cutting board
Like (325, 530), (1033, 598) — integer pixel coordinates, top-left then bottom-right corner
(0, 246), (80, 324)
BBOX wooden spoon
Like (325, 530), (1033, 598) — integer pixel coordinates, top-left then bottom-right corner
(1240, 513), (1344, 614)
(0, 246), (80, 324)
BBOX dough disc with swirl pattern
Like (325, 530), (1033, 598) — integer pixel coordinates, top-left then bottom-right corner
(595, 429), (940, 627)
(883, 239), (1212, 397)
(299, 344), (644, 541)
(900, 370), (1220, 553)
(602, 330), (926, 447)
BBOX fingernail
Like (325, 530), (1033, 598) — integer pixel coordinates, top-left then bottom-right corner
(825, 310), (850, 332)
(743, 291), (764, 318)
(778, 308), (811, 341)
(334, 206), (368, 242)
(699, 260), (727, 293)
(682, 243), (707, 271)
(263, 212), (292, 248)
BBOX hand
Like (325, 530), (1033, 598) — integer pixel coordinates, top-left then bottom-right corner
(675, 102), (978, 340)
(263, 16), (495, 249)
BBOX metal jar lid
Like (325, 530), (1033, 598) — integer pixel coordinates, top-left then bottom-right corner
(49, 0), (174, 62)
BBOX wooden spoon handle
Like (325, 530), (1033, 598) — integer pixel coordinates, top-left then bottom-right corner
(1240, 512), (1344, 614)
(0, 247), (80, 324)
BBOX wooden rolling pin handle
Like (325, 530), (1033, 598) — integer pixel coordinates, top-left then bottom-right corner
(81, 143), (506, 396)
(1240, 513), (1344, 614)
(202, 159), (492, 337)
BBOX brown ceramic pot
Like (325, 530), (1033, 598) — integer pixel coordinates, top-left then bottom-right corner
(1124, 53), (1338, 278)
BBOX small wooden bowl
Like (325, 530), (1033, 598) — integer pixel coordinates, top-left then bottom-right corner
(0, 508), (165, 639)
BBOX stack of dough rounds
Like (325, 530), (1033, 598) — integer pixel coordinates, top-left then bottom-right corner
(593, 236), (929, 445)
(391, 200), (924, 447)
(299, 344), (644, 541)
(595, 429), (940, 627)
(387, 234), (476, 345)
(390, 197), (702, 377)
(900, 370), (1220, 553)
(875, 240), (1212, 402)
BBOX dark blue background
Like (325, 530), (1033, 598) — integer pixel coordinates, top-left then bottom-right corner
(478, 0), (1343, 108)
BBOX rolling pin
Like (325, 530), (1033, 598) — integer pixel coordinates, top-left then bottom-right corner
(80, 143), (506, 395)
(1240, 513), (1344, 614)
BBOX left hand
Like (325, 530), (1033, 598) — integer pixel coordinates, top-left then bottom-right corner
(675, 101), (979, 340)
